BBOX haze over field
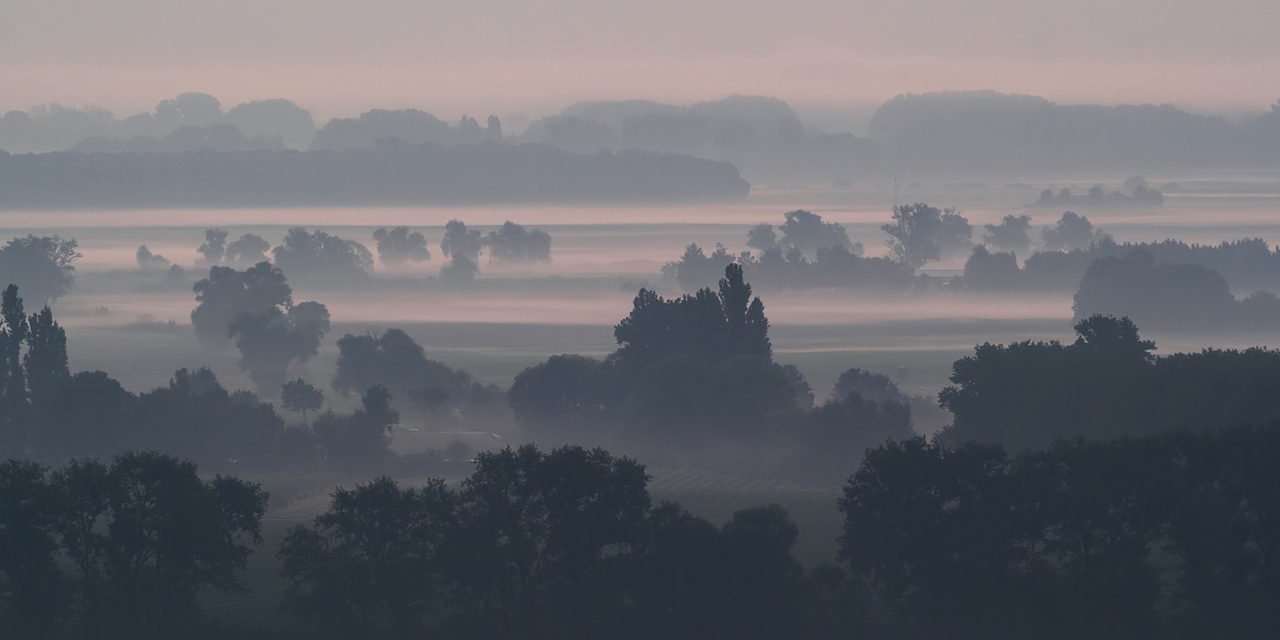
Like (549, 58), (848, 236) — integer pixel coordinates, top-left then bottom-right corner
(2, 1), (1280, 638)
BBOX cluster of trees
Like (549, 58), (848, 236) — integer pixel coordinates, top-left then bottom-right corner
(510, 265), (911, 482)
(0, 235), (80, 307)
(6, 431), (1277, 638)
(437, 219), (553, 284)
(0, 281), (475, 471)
(272, 228), (374, 284)
(280, 444), (850, 640)
(0, 144), (750, 208)
(0, 452), (267, 638)
(1072, 250), (1280, 330)
(331, 327), (501, 420)
(664, 206), (966, 292)
(191, 262), (331, 389)
(196, 228), (273, 267)
(1035, 175), (1165, 207)
(965, 221), (1280, 294)
(938, 315), (1280, 450)
(842, 427), (1280, 639)
(373, 226), (431, 266)
(1, 92), (316, 153)
(312, 110), (503, 150)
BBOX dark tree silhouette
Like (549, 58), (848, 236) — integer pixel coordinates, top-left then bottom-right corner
(190, 261), (292, 343)
(1041, 211), (1105, 251)
(746, 223), (779, 252)
(280, 477), (456, 639)
(229, 300), (331, 391)
(223, 233), (271, 266)
(135, 245), (170, 269)
(830, 367), (906, 405)
(439, 255), (480, 285)
(439, 219), (483, 263)
(484, 221), (552, 263)
(312, 386), (399, 466)
(0, 286), (30, 457)
(0, 235), (80, 305)
(271, 228), (373, 283)
(778, 209), (854, 256)
(332, 328), (472, 405)
(197, 228), (229, 264)
(881, 203), (971, 272)
(281, 378), (324, 426)
(372, 226), (431, 266)
(982, 214), (1032, 255)
(50, 452), (266, 638)
(0, 459), (68, 637)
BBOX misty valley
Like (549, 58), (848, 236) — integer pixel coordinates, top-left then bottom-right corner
(1, 86), (1280, 640)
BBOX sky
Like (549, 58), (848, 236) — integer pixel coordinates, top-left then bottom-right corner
(3, 0), (1278, 126)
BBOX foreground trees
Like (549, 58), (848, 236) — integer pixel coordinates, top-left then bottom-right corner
(840, 427), (1280, 639)
(0, 453), (266, 639)
(281, 443), (814, 640)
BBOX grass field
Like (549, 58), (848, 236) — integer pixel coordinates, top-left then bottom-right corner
(195, 467), (847, 631)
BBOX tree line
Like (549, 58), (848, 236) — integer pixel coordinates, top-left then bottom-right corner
(6, 426), (1275, 639)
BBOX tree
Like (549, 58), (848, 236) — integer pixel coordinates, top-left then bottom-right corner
(190, 261), (292, 343)
(223, 233), (271, 266)
(830, 367), (905, 404)
(982, 214), (1032, 255)
(50, 452), (266, 638)
(0, 235), (81, 305)
(373, 226), (431, 266)
(332, 328), (472, 404)
(271, 228), (374, 283)
(0, 460), (68, 637)
(439, 219), (483, 263)
(778, 209), (853, 256)
(839, 437), (1030, 638)
(661, 243), (735, 292)
(484, 221), (552, 263)
(1072, 251), (1239, 329)
(439, 255), (480, 285)
(453, 444), (651, 637)
(197, 228), (229, 264)
(280, 477), (456, 639)
(135, 245), (170, 269)
(281, 378), (324, 426)
(1041, 211), (1104, 251)
(229, 301), (331, 391)
(746, 223), (778, 253)
(312, 386), (399, 466)
(719, 504), (805, 639)
(0, 286), (29, 457)
(881, 203), (971, 273)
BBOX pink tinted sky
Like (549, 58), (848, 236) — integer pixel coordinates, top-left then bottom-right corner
(3, 0), (1278, 122)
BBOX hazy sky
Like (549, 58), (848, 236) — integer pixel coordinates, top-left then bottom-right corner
(4, 0), (1278, 124)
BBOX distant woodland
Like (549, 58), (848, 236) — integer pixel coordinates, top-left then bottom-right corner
(5, 91), (1280, 185)
(0, 144), (750, 208)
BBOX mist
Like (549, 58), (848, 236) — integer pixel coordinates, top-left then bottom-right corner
(3, 1), (1280, 637)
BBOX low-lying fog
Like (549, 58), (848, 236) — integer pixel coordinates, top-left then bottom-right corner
(6, 180), (1279, 416)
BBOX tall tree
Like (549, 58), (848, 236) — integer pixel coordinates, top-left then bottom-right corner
(0, 286), (29, 456)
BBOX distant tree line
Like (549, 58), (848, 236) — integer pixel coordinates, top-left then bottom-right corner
(663, 207), (967, 293)
(966, 230), (1280, 294)
(0, 144), (750, 208)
